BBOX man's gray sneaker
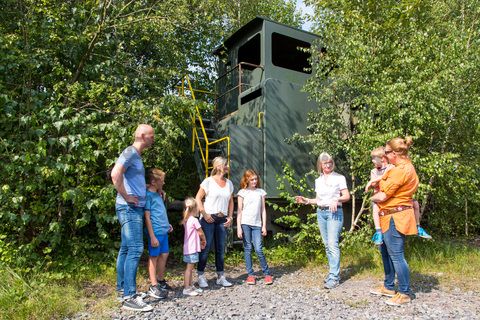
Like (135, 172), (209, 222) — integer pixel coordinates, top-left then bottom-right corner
(122, 294), (153, 312)
(148, 285), (168, 299)
(117, 290), (145, 303)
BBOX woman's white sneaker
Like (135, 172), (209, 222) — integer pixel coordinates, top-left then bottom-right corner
(198, 274), (209, 288)
(216, 276), (233, 287)
(194, 286), (204, 293)
(183, 287), (199, 296)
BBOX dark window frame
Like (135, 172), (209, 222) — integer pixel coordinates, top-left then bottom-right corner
(271, 32), (311, 74)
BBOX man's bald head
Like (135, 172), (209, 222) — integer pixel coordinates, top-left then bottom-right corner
(133, 124), (154, 151)
(135, 124), (154, 139)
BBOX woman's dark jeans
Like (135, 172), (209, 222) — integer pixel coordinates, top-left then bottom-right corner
(197, 215), (227, 274)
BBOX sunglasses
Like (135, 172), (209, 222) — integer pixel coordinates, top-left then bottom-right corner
(384, 150), (394, 155)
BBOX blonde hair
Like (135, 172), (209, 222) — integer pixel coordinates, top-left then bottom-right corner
(146, 168), (165, 184)
(386, 136), (413, 157)
(370, 146), (385, 158)
(240, 169), (261, 189)
(210, 156), (227, 176)
(182, 197), (198, 224)
(316, 152), (335, 173)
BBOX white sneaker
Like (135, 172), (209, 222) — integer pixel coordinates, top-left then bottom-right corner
(198, 274), (208, 288)
(194, 286), (204, 294)
(216, 276), (233, 287)
(182, 287), (199, 296)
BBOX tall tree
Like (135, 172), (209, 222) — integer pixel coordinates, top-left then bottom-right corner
(301, 0), (480, 234)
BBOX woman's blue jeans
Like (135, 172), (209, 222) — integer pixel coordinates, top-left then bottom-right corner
(116, 204), (144, 297)
(380, 218), (410, 294)
(241, 224), (270, 276)
(197, 216), (227, 274)
(317, 208), (343, 281)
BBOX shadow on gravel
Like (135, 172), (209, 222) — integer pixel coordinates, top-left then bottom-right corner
(223, 265), (303, 285)
(410, 272), (440, 293)
(341, 256), (377, 282)
(166, 265), (304, 298)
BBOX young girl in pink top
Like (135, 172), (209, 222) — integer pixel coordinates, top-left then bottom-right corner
(182, 197), (206, 296)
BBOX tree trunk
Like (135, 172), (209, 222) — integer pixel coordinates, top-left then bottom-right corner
(465, 198), (468, 236)
(350, 175), (355, 230)
(349, 193), (370, 232)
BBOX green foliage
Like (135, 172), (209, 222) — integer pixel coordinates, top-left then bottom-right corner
(269, 164), (323, 257)
(220, 0), (304, 30)
(340, 219), (375, 250)
(407, 238), (480, 278)
(0, 0), (304, 272)
(302, 0), (480, 236)
(265, 244), (323, 266)
(0, 265), (82, 320)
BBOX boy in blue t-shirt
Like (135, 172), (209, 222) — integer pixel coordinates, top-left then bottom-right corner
(144, 169), (173, 299)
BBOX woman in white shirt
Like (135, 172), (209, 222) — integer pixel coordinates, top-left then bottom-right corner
(296, 152), (350, 289)
(195, 156), (234, 288)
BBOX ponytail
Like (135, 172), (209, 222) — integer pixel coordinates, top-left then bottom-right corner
(182, 197), (197, 224)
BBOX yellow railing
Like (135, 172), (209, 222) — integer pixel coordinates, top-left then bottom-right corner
(178, 76), (230, 179)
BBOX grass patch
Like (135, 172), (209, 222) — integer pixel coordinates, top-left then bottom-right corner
(406, 238), (480, 290)
(263, 236), (480, 290)
(0, 266), (82, 320)
(1, 237), (478, 319)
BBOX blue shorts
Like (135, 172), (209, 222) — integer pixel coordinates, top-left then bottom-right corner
(183, 253), (199, 263)
(147, 233), (169, 257)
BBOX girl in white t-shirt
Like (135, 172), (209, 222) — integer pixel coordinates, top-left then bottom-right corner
(182, 197), (206, 296)
(237, 169), (273, 285)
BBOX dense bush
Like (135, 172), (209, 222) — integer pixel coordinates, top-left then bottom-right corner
(0, 0), (303, 271)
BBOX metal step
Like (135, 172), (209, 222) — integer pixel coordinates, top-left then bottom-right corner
(196, 118), (212, 126)
(198, 135), (221, 143)
(203, 127), (216, 135)
(200, 148), (222, 154)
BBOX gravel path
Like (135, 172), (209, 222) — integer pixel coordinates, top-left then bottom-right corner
(109, 265), (480, 320)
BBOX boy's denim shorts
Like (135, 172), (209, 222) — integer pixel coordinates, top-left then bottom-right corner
(147, 233), (169, 257)
(183, 253), (199, 263)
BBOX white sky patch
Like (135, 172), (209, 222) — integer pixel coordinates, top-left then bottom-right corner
(296, 0), (314, 31)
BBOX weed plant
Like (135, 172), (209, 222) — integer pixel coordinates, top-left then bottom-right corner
(0, 265), (82, 320)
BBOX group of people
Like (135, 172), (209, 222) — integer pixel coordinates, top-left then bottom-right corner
(296, 136), (431, 306)
(112, 124), (429, 312)
(111, 124), (272, 312)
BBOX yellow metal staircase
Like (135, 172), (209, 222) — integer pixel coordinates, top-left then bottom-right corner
(177, 76), (230, 179)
